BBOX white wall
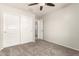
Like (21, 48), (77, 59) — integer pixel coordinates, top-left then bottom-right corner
(21, 13), (35, 44)
(0, 4), (35, 48)
(44, 4), (79, 51)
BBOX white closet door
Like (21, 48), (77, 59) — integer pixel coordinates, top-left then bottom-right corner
(3, 13), (20, 48)
(21, 14), (35, 44)
(38, 19), (43, 40)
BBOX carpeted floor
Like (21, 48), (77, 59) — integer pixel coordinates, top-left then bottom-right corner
(0, 40), (79, 56)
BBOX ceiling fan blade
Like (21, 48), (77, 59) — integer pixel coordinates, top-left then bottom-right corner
(40, 6), (43, 11)
(45, 3), (55, 6)
(28, 3), (38, 6)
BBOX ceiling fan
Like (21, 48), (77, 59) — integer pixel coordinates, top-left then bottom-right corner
(28, 3), (55, 11)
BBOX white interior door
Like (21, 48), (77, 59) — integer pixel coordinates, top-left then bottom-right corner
(21, 14), (35, 44)
(38, 19), (43, 40)
(3, 13), (20, 48)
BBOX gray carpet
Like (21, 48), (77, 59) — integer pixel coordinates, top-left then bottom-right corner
(0, 40), (79, 56)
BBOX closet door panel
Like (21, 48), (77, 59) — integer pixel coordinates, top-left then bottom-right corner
(3, 13), (20, 48)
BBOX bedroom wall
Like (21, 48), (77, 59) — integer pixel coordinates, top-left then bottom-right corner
(44, 4), (79, 51)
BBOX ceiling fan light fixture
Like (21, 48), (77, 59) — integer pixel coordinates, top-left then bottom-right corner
(27, 3), (55, 11)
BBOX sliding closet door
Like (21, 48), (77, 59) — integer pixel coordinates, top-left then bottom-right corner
(3, 13), (20, 48)
(21, 14), (35, 44)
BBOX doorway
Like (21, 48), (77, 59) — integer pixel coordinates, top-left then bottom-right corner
(35, 15), (44, 41)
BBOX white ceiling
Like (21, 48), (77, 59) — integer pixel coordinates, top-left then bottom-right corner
(0, 3), (70, 16)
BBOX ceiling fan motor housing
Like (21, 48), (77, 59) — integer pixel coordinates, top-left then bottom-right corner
(40, 6), (43, 11)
